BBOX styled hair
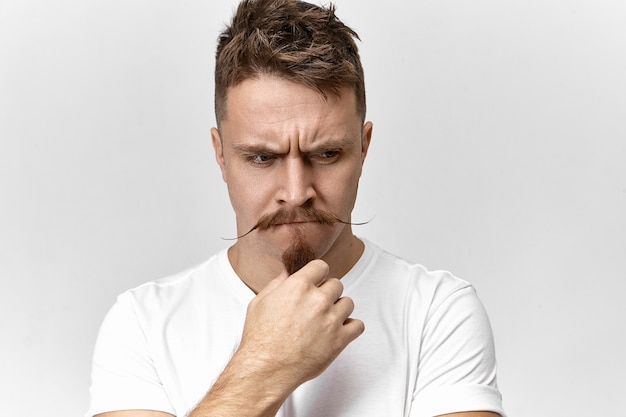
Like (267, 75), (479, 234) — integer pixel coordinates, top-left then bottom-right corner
(215, 0), (366, 125)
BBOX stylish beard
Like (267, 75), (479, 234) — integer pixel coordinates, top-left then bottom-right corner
(228, 207), (360, 275)
(281, 227), (316, 275)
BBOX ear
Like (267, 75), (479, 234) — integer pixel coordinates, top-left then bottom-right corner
(360, 121), (373, 165)
(211, 127), (227, 182)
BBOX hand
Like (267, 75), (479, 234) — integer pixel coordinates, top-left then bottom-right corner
(236, 259), (365, 392)
(189, 260), (364, 417)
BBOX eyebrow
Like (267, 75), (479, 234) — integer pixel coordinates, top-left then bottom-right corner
(305, 137), (356, 152)
(229, 143), (283, 158)
(230, 137), (357, 155)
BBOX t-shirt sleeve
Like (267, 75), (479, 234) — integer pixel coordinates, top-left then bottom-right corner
(86, 292), (176, 417)
(409, 285), (506, 417)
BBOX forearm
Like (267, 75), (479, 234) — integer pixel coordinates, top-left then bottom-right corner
(188, 349), (295, 417)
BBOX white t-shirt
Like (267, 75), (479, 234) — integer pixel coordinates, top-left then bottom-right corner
(88, 239), (505, 417)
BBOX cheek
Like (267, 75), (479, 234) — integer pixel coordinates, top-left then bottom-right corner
(224, 170), (264, 215)
(318, 167), (361, 209)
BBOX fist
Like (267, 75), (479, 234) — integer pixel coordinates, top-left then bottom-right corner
(237, 260), (365, 389)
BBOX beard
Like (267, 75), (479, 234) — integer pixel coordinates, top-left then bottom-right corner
(281, 227), (316, 275)
(227, 206), (366, 275)
(255, 207), (336, 274)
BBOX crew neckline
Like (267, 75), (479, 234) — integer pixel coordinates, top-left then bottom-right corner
(217, 237), (376, 301)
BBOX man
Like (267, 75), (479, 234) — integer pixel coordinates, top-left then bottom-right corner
(88, 1), (505, 416)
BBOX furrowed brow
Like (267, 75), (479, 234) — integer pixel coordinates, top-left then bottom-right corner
(229, 137), (357, 154)
(306, 137), (356, 152)
(230, 143), (281, 155)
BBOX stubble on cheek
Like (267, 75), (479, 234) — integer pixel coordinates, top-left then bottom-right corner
(281, 228), (316, 275)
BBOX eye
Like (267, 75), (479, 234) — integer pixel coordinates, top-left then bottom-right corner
(246, 154), (274, 165)
(312, 150), (341, 164)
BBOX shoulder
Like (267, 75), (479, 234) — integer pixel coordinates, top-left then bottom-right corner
(124, 252), (223, 303)
(361, 239), (474, 302)
(95, 250), (239, 351)
(105, 251), (231, 328)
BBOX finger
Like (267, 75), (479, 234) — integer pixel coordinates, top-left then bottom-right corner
(333, 296), (355, 321)
(318, 278), (343, 302)
(291, 259), (329, 286)
(342, 318), (365, 342)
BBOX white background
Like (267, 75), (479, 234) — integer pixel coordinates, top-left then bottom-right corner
(1, 0), (625, 416)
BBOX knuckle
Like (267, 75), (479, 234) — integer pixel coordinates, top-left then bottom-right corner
(323, 277), (343, 294)
(342, 297), (355, 315)
(311, 259), (330, 273)
(288, 275), (310, 293)
(331, 278), (343, 291)
(311, 290), (330, 308)
(300, 259), (328, 277)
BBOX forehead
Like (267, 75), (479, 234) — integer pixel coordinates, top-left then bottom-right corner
(220, 76), (361, 143)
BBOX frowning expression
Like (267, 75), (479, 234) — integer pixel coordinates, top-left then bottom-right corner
(212, 75), (372, 264)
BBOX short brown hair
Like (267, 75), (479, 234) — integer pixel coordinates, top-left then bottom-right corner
(215, 0), (366, 125)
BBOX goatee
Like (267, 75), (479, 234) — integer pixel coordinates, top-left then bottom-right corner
(281, 228), (316, 275)
(224, 206), (368, 274)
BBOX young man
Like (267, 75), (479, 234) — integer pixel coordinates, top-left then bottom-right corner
(88, 1), (505, 416)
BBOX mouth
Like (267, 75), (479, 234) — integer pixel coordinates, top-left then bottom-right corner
(223, 207), (356, 241)
(271, 220), (319, 227)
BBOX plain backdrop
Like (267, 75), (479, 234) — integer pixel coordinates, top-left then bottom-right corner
(1, 0), (625, 415)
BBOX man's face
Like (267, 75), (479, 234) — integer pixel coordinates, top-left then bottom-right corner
(212, 75), (372, 267)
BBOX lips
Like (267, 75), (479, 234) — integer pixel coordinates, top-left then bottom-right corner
(272, 219), (317, 226)
(227, 207), (344, 240)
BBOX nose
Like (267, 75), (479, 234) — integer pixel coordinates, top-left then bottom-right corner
(276, 156), (316, 208)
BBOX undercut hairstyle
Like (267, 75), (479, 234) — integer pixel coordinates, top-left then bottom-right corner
(215, 0), (366, 125)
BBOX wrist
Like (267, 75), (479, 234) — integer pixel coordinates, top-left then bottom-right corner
(190, 346), (296, 417)
(228, 343), (300, 399)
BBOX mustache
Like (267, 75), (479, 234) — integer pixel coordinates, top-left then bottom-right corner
(222, 207), (369, 240)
